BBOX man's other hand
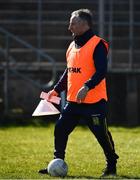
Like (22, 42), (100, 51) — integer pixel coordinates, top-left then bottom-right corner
(76, 85), (89, 103)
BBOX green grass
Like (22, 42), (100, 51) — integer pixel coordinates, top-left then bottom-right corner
(0, 124), (140, 179)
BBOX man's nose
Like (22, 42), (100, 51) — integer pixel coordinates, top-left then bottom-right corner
(68, 24), (71, 31)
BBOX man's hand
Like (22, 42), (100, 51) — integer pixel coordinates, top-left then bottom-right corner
(47, 89), (58, 101)
(76, 85), (89, 103)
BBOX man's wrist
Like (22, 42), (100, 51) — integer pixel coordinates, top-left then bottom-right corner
(83, 84), (89, 91)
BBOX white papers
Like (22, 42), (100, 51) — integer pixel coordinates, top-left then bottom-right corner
(32, 100), (60, 116)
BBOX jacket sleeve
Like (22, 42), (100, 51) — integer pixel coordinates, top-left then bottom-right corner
(85, 40), (108, 90)
(54, 68), (67, 94)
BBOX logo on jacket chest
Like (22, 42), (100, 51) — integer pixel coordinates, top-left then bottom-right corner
(68, 67), (81, 73)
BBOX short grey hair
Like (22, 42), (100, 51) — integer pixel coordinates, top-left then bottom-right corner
(71, 9), (93, 28)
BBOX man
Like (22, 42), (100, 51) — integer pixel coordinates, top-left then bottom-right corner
(39, 9), (119, 177)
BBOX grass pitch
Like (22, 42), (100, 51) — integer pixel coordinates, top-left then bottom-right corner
(0, 124), (140, 179)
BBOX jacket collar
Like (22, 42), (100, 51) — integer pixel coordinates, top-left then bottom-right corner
(74, 29), (95, 48)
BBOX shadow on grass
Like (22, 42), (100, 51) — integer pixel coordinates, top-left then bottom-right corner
(67, 175), (140, 179)
(0, 115), (59, 127)
(1, 115), (140, 129)
(67, 175), (97, 179)
(119, 175), (140, 179)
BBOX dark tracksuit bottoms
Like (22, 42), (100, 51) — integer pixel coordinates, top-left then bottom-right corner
(54, 99), (119, 164)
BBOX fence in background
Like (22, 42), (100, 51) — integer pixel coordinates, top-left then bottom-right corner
(0, 27), (56, 116)
(0, 0), (140, 125)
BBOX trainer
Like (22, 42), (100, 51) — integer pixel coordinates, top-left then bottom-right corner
(39, 9), (119, 177)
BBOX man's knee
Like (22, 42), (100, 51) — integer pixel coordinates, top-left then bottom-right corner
(54, 119), (65, 137)
(54, 112), (78, 138)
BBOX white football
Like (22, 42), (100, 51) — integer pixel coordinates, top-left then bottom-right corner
(47, 158), (68, 177)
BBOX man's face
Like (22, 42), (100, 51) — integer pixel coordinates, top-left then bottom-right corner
(68, 16), (89, 36)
